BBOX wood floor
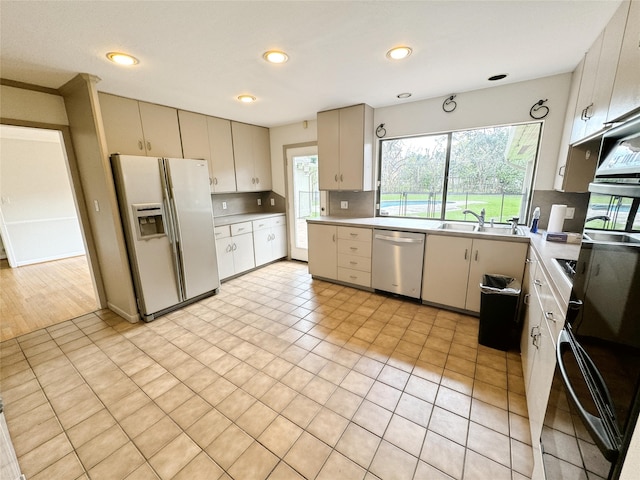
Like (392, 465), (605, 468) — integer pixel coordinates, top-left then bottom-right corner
(0, 255), (97, 342)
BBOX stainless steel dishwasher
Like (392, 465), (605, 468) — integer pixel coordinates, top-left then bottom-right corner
(372, 230), (425, 299)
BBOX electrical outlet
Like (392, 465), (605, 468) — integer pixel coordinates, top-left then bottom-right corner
(257, 199), (262, 206)
(341, 201), (349, 209)
(222, 201), (227, 210)
(565, 207), (575, 219)
(270, 198), (275, 206)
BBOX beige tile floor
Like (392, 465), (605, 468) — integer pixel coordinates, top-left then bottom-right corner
(0, 260), (533, 480)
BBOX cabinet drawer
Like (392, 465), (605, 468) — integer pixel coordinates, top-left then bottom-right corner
(338, 267), (371, 287)
(337, 226), (372, 243)
(337, 239), (372, 258)
(231, 222), (253, 236)
(214, 225), (230, 239)
(253, 215), (286, 231)
(338, 253), (371, 273)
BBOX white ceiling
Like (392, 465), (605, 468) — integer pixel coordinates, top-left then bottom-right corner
(0, 1), (622, 128)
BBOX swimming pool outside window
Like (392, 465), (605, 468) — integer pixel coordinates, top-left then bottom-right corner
(377, 122), (542, 224)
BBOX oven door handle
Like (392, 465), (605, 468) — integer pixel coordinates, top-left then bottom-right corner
(556, 329), (621, 462)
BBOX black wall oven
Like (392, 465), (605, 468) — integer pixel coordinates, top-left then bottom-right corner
(542, 116), (640, 480)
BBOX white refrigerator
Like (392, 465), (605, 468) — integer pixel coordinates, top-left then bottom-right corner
(111, 154), (219, 321)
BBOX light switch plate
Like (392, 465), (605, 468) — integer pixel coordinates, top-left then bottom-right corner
(270, 198), (275, 206)
(222, 201), (227, 210)
(565, 207), (575, 219)
(341, 201), (348, 209)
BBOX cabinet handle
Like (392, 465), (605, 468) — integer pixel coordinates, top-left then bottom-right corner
(340, 174), (344, 182)
(524, 293), (530, 305)
(256, 177), (260, 184)
(350, 247), (358, 251)
(474, 250), (478, 261)
(146, 141), (152, 151)
(558, 165), (566, 177)
(595, 264), (601, 276)
(545, 311), (556, 323)
(232, 243), (237, 251)
(332, 234), (335, 242)
(464, 249), (468, 260)
(350, 261), (357, 265)
(335, 174), (338, 182)
(209, 177), (213, 185)
(226, 244), (232, 253)
(252, 177), (256, 184)
(138, 140), (144, 150)
(525, 258), (533, 264)
(350, 233), (358, 237)
(350, 275), (358, 280)
(584, 103), (594, 120)
(238, 228), (245, 231)
(534, 279), (543, 287)
(214, 177), (218, 185)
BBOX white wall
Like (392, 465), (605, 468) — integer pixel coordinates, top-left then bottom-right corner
(0, 85), (68, 125)
(374, 73), (572, 191)
(269, 74), (572, 196)
(0, 126), (84, 266)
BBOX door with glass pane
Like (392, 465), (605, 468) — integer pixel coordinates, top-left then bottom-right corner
(286, 146), (319, 261)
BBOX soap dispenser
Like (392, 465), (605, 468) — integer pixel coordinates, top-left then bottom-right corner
(530, 207), (540, 233)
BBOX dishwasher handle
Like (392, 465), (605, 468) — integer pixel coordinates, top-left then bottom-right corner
(374, 233), (424, 244)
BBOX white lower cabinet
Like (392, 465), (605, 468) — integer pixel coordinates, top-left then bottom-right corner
(308, 224), (337, 279)
(336, 226), (372, 288)
(253, 215), (287, 266)
(308, 224), (372, 287)
(422, 235), (527, 313)
(214, 223), (255, 280)
(520, 247), (566, 479)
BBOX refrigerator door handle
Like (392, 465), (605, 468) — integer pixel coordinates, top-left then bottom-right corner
(556, 328), (621, 461)
(160, 160), (186, 302)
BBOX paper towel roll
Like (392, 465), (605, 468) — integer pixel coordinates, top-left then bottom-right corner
(548, 204), (567, 233)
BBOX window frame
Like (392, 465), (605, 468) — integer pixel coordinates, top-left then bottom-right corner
(375, 121), (543, 224)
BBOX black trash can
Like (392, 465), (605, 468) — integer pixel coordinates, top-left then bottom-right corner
(478, 274), (521, 351)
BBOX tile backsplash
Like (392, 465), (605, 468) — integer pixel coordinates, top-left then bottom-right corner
(529, 190), (590, 233)
(212, 192), (285, 217)
(327, 190), (376, 217)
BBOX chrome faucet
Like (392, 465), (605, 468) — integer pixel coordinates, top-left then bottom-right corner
(585, 215), (610, 223)
(509, 217), (519, 235)
(463, 208), (485, 227)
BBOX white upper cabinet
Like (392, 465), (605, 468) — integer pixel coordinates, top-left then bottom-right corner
(608, 0), (640, 122)
(99, 93), (183, 158)
(317, 104), (374, 191)
(570, 1), (631, 143)
(207, 116), (237, 193)
(231, 122), (272, 192)
(178, 110), (237, 193)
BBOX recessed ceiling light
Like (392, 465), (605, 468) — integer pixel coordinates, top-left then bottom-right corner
(106, 52), (139, 66)
(488, 74), (508, 81)
(386, 46), (412, 60)
(237, 95), (257, 103)
(397, 93), (412, 99)
(263, 50), (289, 64)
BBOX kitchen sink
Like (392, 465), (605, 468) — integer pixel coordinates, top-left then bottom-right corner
(437, 222), (477, 232)
(476, 225), (525, 236)
(583, 231), (640, 244)
(437, 222), (525, 236)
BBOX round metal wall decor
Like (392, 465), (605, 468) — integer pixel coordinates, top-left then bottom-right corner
(442, 95), (457, 113)
(530, 99), (549, 119)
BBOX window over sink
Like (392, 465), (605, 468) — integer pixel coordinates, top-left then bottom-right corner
(377, 122), (542, 223)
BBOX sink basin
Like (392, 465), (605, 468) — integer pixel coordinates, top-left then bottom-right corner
(437, 222), (477, 232)
(583, 231), (640, 244)
(476, 225), (525, 236)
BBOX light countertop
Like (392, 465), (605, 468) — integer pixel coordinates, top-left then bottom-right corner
(308, 216), (581, 307)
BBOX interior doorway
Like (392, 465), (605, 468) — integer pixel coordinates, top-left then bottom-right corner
(286, 145), (320, 262)
(0, 124), (97, 341)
